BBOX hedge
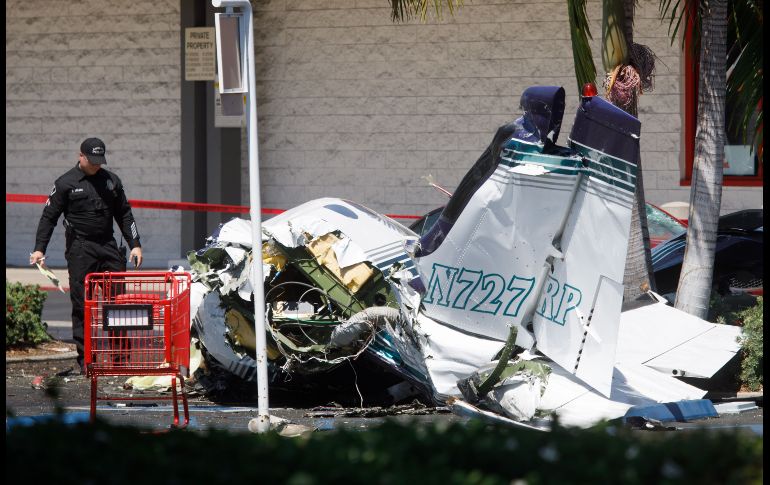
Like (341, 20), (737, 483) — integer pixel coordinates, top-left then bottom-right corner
(5, 417), (762, 484)
(737, 297), (763, 391)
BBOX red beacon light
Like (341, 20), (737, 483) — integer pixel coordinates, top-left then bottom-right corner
(582, 82), (598, 97)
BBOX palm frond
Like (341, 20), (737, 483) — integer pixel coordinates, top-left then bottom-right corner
(602, 0), (629, 71)
(660, 0), (763, 162)
(658, 0), (702, 56)
(726, 0), (763, 159)
(567, 0), (597, 93)
(389, 0), (463, 22)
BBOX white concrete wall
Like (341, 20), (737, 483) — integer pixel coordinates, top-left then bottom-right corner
(5, 0), (181, 268)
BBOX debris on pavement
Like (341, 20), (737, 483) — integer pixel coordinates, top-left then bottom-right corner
(713, 401), (760, 415)
(248, 414), (316, 437)
(31, 376), (45, 390)
(304, 401), (450, 418)
(623, 416), (678, 431)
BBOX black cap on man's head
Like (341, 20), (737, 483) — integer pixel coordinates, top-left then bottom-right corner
(81, 138), (107, 165)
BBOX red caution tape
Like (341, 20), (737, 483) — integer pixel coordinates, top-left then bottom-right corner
(6, 193), (421, 220)
(6, 194), (47, 204)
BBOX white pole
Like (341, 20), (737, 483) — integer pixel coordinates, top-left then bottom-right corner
(212, 0), (270, 433)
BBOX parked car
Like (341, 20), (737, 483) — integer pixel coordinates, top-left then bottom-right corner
(645, 204), (687, 248)
(652, 209), (763, 297)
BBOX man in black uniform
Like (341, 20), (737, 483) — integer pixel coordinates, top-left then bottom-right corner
(30, 137), (143, 373)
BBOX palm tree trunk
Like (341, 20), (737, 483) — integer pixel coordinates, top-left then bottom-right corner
(623, 154), (656, 300)
(674, 0), (727, 319)
(619, 0), (656, 300)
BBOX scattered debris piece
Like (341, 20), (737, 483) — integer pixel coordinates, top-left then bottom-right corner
(31, 376), (45, 389)
(713, 401), (760, 415)
(304, 401), (449, 418)
(248, 415), (316, 437)
(623, 399), (718, 424)
(623, 416), (678, 431)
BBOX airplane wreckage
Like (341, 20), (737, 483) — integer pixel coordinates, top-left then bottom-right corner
(174, 86), (741, 428)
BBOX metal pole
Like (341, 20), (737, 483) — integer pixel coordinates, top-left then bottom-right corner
(212, 0), (270, 433)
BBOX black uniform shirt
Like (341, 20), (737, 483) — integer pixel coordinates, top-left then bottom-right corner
(34, 164), (141, 254)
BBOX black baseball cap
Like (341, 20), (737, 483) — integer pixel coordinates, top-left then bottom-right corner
(80, 137), (107, 165)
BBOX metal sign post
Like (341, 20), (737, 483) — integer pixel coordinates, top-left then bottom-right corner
(212, 0), (270, 433)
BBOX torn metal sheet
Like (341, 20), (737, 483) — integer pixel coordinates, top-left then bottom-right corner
(185, 85), (745, 429)
(461, 356), (552, 422)
(449, 398), (547, 431)
(415, 312), (505, 399)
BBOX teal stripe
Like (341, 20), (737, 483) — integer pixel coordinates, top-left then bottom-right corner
(570, 143), (638, 178)
(585, 170), (635, 193)
(497, 139), (637, 194)
(584, 169), (636, 193)
(585, 159), (636, 185)
(499, 140), (583, 175)
(567, 142), (637, 194)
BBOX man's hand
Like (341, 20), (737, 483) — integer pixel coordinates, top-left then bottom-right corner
(129, 247), (143, 269)
(30, 251), (45, 265)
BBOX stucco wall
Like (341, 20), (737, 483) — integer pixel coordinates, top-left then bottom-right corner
(6, 0), (182, 268)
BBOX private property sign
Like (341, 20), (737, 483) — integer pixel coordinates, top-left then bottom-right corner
(185, 27), (216, 81)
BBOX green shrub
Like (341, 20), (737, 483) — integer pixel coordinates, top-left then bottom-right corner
(708, 292), (757, 324)
(5, 280), (50, 347)
(5, 418), (763, 483)
(737, 297), (763, 391)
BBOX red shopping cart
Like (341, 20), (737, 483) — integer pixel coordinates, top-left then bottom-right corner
(84, 271), (191, 427)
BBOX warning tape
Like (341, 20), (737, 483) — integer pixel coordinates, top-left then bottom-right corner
(6, 193), (421, 220)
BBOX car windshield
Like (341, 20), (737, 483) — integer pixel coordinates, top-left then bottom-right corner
(646, 204), (686, 242)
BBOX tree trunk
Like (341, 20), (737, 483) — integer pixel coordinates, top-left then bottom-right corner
(675, 0), (727, 319)
(623, 154), (656, 300)
(619, 0), (656, 301)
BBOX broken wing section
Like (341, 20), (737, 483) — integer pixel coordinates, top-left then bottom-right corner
(617, 299), (743, 379)
(532, 95), (641, 397)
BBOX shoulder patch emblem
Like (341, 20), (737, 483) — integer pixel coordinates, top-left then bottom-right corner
(106, 180), (114, 191)
(46, 185), (55, 206)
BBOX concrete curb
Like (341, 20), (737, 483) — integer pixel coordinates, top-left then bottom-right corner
(6, 351), (78, 363)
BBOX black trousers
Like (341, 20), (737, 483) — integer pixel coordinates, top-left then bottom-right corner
(66, 236), (126, 369)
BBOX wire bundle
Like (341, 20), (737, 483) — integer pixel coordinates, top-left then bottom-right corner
(603, 43), (656, 111)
